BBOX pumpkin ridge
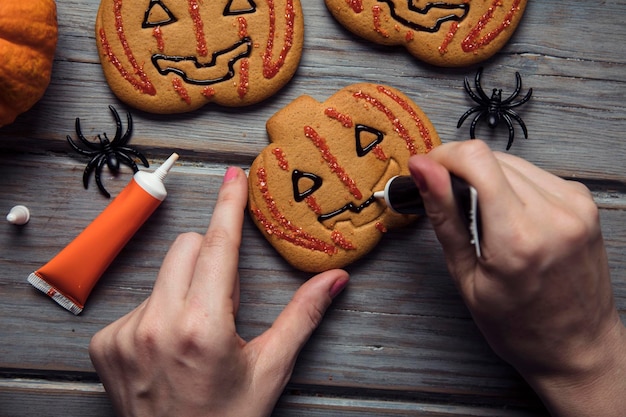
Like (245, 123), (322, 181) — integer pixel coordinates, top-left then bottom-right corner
(0, 0), (58, 127)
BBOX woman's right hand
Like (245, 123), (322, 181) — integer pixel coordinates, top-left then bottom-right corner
(409, 140), (626, 417)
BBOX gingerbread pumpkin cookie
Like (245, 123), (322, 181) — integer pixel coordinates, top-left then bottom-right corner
(325, 0), (528, 67)
(96, 0), (303, 113)
(248, 83), (441, 272)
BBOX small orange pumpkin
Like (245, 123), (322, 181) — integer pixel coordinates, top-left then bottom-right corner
(0, 0), (58, 127)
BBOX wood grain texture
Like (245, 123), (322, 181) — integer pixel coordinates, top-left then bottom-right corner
(1, 1), (625, 416)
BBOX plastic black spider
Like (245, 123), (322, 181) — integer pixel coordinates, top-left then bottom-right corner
(67, 106), (149, 198)
(457, 67), (532, 150)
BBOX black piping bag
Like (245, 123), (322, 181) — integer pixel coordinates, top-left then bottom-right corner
(374, 175), (482, 257)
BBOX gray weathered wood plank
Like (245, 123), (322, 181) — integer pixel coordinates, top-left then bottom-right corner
(0, 378), (545, 417)
(1, 0), (625, 416)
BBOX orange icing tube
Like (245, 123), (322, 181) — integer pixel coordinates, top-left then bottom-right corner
(28, 153), (179, 315)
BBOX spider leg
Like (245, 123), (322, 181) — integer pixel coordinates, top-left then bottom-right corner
(464, 76), (484, 105)
(83, 154), (104, 189)
(94, 155), (111, 198)
(109, 105), (122, 144)
(116, 152), (140, 173)
(74, 117), (101, 150)
(116, 147), (150, 168)
(469, 111), (487, 139)
(505, 109), (529, 138)
(507, 88), (533, 108)
(67, 119), (100, 155)
(108, 105), (133, 147)
(457, 106), (482, 128)
(501, 72), (523, 105)
(67, 133), (99, 156)
(501, 112), (516, 150)
(473, 67), (491, 103)
(118, 110), (133, 147)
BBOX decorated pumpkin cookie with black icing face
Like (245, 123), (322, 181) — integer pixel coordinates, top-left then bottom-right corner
(95, 0), (303, 113)
(248, 83), (441, 272)
(325, 0), (528, 67)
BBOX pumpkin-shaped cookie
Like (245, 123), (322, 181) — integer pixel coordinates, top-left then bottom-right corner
(95, 0), (303, 113)
(248, 83), (440, 272)
(325, 0), (528, 67)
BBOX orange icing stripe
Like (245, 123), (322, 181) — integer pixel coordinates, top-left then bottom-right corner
(263, 0), (296, 79)
(238, 59), (250, 98)
(331, 230), (356, 250)
(305, 195), (323, 215)
(100, 0), (156, 95)
(346, 0), (363, 13)
(272, 147), (289, 170)
(172, 78), (191, 104)
(304, 126), (363, 200)
(439, 21), (459, 54)
(188, 0), (208, 56)
(376, 85), (435, 151)
(353, 89), (418, 155)
(372, 5), (390, 38)
(252, 168), (338, 254)
(372, 144), (388, 161)
(462, 0), (522, 52)
(238, 16), (249, 38)
(325, 107), (354, 128)
(202, 86), (216, 98)
(237, 17), (250, 98)
(152, 26), (165, 52)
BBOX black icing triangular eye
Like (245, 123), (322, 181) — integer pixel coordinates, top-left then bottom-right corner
(292, 170), (323, 202)
(355, 124), (384, 157)
(143, 0), (177, 28)
(224, 0), (257, 16)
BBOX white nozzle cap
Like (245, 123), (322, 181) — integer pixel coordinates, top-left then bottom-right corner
(7, 205), (30, 225)
(154, 153), (179, 182)
(133, 152), (180, 201)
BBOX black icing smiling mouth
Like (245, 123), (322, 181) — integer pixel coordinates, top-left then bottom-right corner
(377, 0), (469, 33)
(316, 158), (402, 228)
(317, 195), (379, 223)
(151, 37), (252, 85)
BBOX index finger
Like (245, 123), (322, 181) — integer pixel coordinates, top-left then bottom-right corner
(426, 140), (526, 228)
(187, 167), (248, 314)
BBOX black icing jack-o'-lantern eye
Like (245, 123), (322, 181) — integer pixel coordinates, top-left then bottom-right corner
(355, 124), (384, 157)
(224, 0), (258, 15)
(142, 0), (258, 28)
(143, 0), (177, 28)
(292, 170), (323, 202)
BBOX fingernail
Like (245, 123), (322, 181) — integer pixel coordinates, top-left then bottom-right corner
(223, 166), (238, 183)
(329, 276), (349, 299)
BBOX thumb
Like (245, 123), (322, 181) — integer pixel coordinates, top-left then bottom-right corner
(243, 270), (348, 415)
(256, 269), (349, 377)
(270, 269), (349, 353)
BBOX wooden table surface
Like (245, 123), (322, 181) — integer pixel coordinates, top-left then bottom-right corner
(1, 1), (625, 416)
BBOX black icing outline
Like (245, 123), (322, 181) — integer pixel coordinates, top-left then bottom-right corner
(143, 0), (177, 28)
(151, 37), (253, 85)
(376, 0), (469, 33)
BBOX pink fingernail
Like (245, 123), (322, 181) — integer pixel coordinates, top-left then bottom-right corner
(223, 167), (238, 183)
(329, 276), (349, 299)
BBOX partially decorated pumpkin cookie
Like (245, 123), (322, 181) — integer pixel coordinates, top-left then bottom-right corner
(248, 83), (440, 272)
(95, 0), (303, 113)
(325, 0), (528, 67)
